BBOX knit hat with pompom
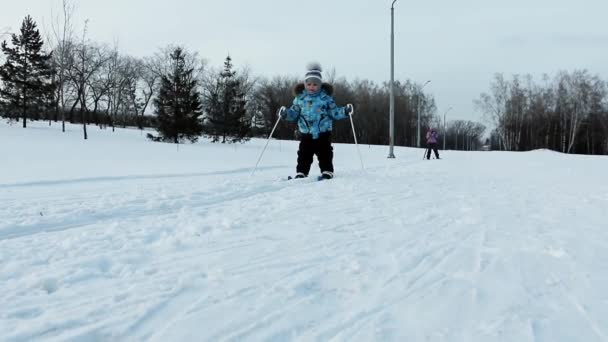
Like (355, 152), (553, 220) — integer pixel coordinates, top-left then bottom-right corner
(304, 62), (322, 83)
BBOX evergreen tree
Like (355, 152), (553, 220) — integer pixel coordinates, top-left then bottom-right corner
(205, 56), (251, 143)
(148, 47), (203, 143)
(0, 15), (55, 127)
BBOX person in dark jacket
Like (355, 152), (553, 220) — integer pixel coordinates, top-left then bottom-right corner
(280, 62), (353, 179)
(426, 128), (440, 160)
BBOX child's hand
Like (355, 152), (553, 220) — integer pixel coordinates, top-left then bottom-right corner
(279, 106), (288, 118)
(345, 104), (354, 116)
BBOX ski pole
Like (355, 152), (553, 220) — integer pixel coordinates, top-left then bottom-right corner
(251, 107), (283, 176)
(347, 104), (364, 170)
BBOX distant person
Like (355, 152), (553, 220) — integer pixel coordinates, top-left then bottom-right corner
(426, 128), (440, 160)
(280, 62), (353, 180)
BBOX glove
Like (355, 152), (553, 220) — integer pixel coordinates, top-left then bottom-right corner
(344, 104), (354, 116)
(280, 105), (300, 119)
(279, 106), (288, 119)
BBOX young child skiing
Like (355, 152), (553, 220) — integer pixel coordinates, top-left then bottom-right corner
(425, 128), (440, 160)
(280, 62), (353, 180)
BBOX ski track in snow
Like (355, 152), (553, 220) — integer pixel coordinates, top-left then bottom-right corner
(2, 124), (608, 341)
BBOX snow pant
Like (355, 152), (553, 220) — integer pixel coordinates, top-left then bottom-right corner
(296, 132), (334, 176)
(426, 143), (440, 159)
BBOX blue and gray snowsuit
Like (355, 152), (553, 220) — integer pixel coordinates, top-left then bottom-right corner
(281, 83), (349, 176)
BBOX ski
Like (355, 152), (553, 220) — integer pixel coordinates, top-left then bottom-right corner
(286, 175), (307, 181)
(284, 175), (333, 181)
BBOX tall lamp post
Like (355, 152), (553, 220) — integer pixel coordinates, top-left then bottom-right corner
(388, 0), (397, 158)
(443, 106), (452, 150)
(416, 80), (431, 148)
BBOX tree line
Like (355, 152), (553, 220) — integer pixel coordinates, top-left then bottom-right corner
(0, 11), (253, 143)
(476, 72), (608, 155)
(2, 12), (475, 148)
(11, 3), (606, 154)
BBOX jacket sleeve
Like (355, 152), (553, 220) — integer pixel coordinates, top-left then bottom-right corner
(325, 96), (348, 120)
(284, 97), (301, 122)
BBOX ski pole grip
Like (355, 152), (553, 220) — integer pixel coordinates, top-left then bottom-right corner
(347, 104), (354, 116)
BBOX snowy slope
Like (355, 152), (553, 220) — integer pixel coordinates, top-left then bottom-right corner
(1, 121), (607, 341)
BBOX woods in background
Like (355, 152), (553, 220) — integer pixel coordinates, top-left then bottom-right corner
(2, 6), (606, 154)
(476, 72), (608, 154)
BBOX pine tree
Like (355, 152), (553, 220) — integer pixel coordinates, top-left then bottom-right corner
(0, 15), (55, 128)
(148, 47), (203, 143)
(205, 56), (251, 143)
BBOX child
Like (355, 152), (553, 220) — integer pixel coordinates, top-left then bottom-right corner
(280, 62), (353, 179)
(426, 128), (440, 160)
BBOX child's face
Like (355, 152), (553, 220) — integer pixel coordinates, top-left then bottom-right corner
(305, 81), (320, 93)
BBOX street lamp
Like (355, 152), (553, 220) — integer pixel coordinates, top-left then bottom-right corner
(416, 80), (431, 148)
(388, 0), (397, 158)
(442, 106), (452, 150)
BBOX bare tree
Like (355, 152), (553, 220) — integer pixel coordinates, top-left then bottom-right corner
(249, 76), (298, 139)
(556, 70), (595, 153)
(86, 45), (114, 125)
(475, 73), (510, 150)
(325, 67), (337, 84)
(148, 45), (206, 81)
(65, 21), (109, 139)
(105, 49), (132, 130)
(48, 0), (76, 131)
(134, 57), (160, 126)
(505, 75), (528, 150)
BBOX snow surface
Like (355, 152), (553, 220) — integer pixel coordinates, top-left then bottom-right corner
(1, 121), (608, 341)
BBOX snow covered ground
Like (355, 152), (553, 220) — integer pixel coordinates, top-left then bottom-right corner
(1, 120), (607, 342)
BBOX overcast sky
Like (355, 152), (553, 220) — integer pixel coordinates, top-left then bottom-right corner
(2, 0), (608, 124)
